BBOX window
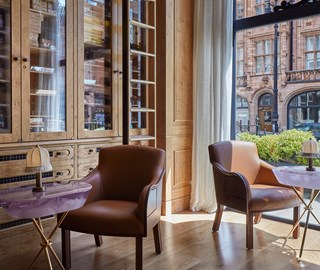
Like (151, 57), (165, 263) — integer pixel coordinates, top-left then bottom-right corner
(305, 35), (320, 69)
(288, 91), (320, 139)
(237, 47), (244, 76)
(255, 0), (264, 15)
(237, 2), (244, 19)
(255, 39), (272, 73)
(233, 0), (320, 139)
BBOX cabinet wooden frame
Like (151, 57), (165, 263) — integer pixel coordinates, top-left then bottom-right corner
(124, 0), (157, 146)
(0, 0), (20, 143)
(20, 0), (74, 142)
(77, 0), (121, 139)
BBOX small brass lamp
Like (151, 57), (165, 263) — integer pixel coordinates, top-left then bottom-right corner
(301, 138), (320, 171)
(26, 145), (52, 192)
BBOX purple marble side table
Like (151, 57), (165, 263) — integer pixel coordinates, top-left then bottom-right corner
(0, 181), (92, 270)
(273, 166), (320, 260)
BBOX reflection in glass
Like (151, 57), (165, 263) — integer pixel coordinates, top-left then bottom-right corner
(83, 0), (112, 131)
(0, 1), (10, 133)
(29, 0), (66, 132)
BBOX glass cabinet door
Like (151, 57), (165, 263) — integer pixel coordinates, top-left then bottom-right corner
(0, 0), (20, 143)
(127, 0), (156, 146)
(21, 0), (73, 141)
(78, 0), (119, 138)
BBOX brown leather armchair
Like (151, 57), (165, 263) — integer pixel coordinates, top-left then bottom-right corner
(59, 145), (165, 270)
(208, 140), (302, 249)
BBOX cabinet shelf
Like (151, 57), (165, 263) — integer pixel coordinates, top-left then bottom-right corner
(30, 115), (52, 118)
(30, 8), (57, 17)
(30, 47), (56, 53)
(30, 70), (54, 75)
(30, 89), (57, 96)
(130, 107), (155, 113)
(130, 20), (155, 30)
(130, 79), (155, 85)
(130, 135), (156, 141)
(130, 49), (155, 57)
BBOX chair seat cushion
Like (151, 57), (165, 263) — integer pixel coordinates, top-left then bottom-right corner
(249, 184), (302, 212)
(60, 200), (144, 236)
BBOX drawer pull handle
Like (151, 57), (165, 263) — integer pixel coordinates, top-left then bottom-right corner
(56, 152), (62, 156)
(89, 167), (94, 171)
(56, 171), (64, 176)
(88, 149), (94, 153)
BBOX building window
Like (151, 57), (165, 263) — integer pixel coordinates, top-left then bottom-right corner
(288, 91), (320, 139)
(236, 96), (249, 133)
(237, 2), (244, 19)
(255, 39), (272, 73)
(305, 35), (320, 69)
(237, 47), (244, 76)
(255, 0), (264, 15)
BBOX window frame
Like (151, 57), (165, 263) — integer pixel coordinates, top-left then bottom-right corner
(231, 0), (320, 139)
(305, 34), (320, 70)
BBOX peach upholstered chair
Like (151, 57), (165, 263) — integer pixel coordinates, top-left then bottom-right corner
(208, 140), (302, 249)
(59, 145), (165, 270)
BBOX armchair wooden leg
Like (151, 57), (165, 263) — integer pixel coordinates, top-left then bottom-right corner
(153, 222), (162, 254)
(293, 206), (300, 239)
(246, 212), (254, 250)
(212, 204), (224, 232)
(61, 228), (71, 270)
(254, 213), (262, 224)
(94, 234), (103, 246)
(136, 237), (143, 270)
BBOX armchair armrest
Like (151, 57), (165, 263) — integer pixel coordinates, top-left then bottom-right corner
(136, 168), (165, 227)
(78, 168), (102, 204)
(212, 162), (251, 211)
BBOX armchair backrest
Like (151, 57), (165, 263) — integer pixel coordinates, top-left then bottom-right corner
(209, 140), (260, 185)
(97, 145), (165, 201)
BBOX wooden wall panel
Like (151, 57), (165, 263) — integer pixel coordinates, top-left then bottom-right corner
(158, 0), (194, 215)
(174, 0), (193, 123)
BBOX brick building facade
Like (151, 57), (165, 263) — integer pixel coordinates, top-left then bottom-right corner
(236, 0), (320, 137)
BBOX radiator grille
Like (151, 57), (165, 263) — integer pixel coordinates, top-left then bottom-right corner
(0, 172), (53, 185)
(0, 216), (54, 230)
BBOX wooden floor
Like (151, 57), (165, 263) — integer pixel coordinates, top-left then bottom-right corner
(1, 210), (320, 270)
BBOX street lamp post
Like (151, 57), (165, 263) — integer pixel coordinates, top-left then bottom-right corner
(273, 24), (279, 133)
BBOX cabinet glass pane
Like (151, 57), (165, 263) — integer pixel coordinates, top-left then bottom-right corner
(29, 0), (66, 133)
(129, 0), (155, 132)
(0, 1), (11, 133)
(83, 0), (112, 131)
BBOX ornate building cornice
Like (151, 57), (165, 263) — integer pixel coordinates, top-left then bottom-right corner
(274, 0), (320, 11)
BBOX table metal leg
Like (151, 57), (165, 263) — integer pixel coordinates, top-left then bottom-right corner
(283, 188), (320, 260)
(27, 212), (69, 270)
(299, 208), (311, 260)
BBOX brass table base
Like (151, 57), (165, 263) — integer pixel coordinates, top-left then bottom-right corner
(283, 188), (320, 260)
(28, 212), (68, 270)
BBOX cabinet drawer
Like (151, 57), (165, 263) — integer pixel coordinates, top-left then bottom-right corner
(77, 142), (121, 164)
(78, 162), (98, 179)
(47, 165), (75, 182)
(46, 145), (75, 166)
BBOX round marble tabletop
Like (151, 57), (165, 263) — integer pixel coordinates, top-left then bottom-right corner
(273, 166), (320, 190)
(0, 182), (92, 219)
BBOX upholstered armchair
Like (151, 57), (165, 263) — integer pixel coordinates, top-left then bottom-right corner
(208, 140), (302, 249)
(59, 145), (165, 270)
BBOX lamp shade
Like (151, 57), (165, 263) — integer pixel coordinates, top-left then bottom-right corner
(26, 145), (52, 173)
(301, 138), (320, 158)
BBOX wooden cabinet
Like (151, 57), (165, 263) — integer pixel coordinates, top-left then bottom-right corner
(124, 0), (157, 146)
(77, 0), (122, 138)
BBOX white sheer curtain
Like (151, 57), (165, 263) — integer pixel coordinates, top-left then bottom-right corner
(190, 0), (233, 213)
